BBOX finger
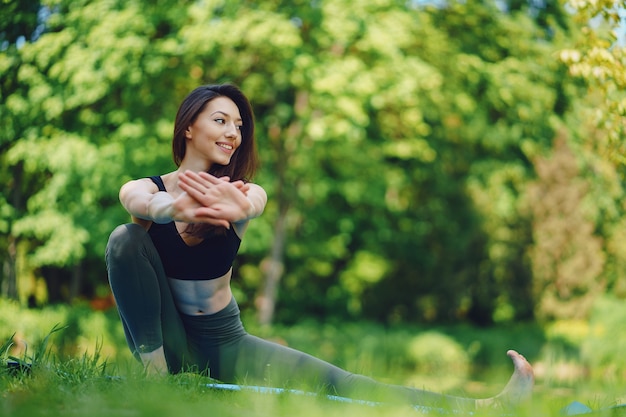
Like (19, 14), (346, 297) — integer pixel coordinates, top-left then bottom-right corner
(180, 171), (208, 187)
(197, 171), (222, 185)
(181, 171), (221, 193)
(237, 183), (250, 194)
(231, 181), (246, 192)
(178, 180), (204, 198)
(195, 207), (240, 222)
(194, 209), (231, 228)
(179, 181), (219, 205)
(180, 173), (211, 194)
(195, 207), (222, 218)
(179, 170), (198, 183)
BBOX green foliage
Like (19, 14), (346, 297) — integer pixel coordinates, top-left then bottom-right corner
(0, 0), (625, 328)
(271, 0), (580, 325)
(405, 332), (470, 392)
(558, 0), (626, 167)
(580, 296), (626, 380)
(0, 0), (41, 46)
(406, 332), (469, 375)
(0, 298), (128, 361)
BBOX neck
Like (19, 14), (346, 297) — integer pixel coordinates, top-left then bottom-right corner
(178, 159), (211, 173)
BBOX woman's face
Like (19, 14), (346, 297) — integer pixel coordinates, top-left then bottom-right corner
(184, 96), (243, 168)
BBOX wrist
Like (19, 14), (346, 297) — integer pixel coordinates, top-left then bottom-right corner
(246, 198), (257, 219)
(233, 197), (257, 224)
(148, 192), (174, 224)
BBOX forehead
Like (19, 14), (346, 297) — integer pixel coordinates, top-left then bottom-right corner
(204, 96), (241, 119)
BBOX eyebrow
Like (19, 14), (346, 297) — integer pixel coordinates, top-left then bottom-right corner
(210, 110), (243, 122)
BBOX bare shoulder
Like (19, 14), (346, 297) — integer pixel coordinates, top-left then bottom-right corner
(120, 177), (159, 195)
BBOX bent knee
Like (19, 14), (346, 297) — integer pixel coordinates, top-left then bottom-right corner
(106, 223), (149, 260)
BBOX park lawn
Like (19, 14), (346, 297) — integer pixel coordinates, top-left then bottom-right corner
(0, 366), (565, 417)
(2, 299), (626, 416)
(0, 346), (622, 417)
(0, 374), (439, 417)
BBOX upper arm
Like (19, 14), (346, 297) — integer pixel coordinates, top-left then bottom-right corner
(119, 178), (159, 221)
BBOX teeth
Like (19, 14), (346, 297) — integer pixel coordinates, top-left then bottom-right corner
(217, 143), (233, 150)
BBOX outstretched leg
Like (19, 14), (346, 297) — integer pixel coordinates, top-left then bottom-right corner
(336, 349), (534, 410)
(224, 329), (533, 411)
(180, 297), (534, 411)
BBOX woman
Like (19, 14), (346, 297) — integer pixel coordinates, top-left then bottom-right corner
(105, 83), (533, 410)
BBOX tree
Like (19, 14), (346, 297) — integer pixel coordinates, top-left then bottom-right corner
(525, 133), (606, 320)
(1, 0), (191, 302)
(558, 0), (626, 167)
(557, 0), (626, 307)
(0, 0), (44, 300)
(1, 0), (618, 328)
(0, 0), (41, 46)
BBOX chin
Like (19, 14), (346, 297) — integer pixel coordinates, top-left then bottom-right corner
(213, 157), (232, 167)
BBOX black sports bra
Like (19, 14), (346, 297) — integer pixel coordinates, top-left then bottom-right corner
(147, 176), (241, 280)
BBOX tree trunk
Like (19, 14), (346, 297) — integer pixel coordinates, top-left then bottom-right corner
(257, 206), (288, 326)
(44, 267), (65, 303)
(256, 91), (307, 325)
(2, 236), (18, 300)
(69, 262), (82, 301)
(4, 162), (23, 301)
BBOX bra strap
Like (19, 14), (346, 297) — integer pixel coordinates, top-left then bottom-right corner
(148, 176), (166, 192)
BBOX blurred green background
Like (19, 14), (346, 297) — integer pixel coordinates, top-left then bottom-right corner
(1, 0), (626, 402)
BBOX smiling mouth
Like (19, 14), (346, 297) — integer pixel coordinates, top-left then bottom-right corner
(217, 143), (233, 151)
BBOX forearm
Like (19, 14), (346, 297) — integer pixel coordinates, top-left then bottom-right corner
(120, 181), (154, 221)
(147, 192), (175, 224)
(120, 181), (175, 224)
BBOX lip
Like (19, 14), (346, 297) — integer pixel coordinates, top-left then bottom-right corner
(216, 142), (235, 154)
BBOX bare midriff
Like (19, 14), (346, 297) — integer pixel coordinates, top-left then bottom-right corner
(168, 269), (233, 315)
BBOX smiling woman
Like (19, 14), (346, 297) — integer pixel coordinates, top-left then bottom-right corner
(183, 97), (243, 168)
(104, 83), (534, 412)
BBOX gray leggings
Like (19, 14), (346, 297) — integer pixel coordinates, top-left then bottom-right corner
(105, 223), (461, 407)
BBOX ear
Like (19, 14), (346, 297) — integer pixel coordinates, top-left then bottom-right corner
(185, 126), (193, 140)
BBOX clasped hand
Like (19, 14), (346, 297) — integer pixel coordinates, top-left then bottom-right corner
(172, 170), (252, 228)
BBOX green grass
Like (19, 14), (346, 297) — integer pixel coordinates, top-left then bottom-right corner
(0, 354), (612, 417)
(1, 297), (626, 416)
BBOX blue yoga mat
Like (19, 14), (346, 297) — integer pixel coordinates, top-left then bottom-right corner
(204, 383), (457, 414)
(205, 383), (626, 416)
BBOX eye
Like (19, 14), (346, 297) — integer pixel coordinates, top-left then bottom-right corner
(236, 125), (243, 130)
(214, 118), (225, 124)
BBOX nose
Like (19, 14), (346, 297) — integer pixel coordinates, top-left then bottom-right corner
(225, 122), (238, 138)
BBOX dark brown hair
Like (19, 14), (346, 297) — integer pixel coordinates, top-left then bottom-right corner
(172, 84), (259, 181)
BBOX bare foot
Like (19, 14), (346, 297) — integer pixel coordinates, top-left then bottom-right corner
(477, 350), (534, 409)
